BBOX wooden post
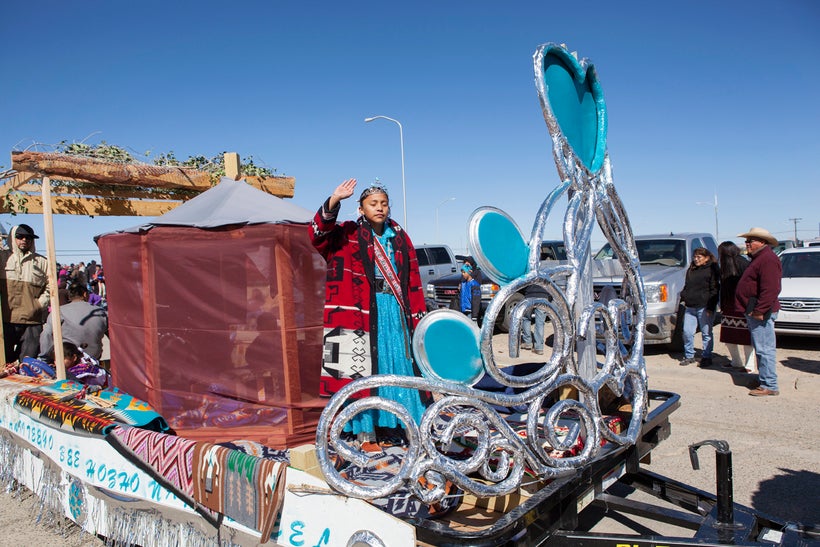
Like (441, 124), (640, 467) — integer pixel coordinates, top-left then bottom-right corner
(224, 152), (241, 180)
(42, 177), (66, 379)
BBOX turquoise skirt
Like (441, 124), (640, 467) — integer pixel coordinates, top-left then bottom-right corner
(344, 292), (427, 436)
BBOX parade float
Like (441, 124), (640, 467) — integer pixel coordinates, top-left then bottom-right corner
(1, 43), (817, 547)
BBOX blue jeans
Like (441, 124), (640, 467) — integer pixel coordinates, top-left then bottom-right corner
(521, 307), (547, 351)
(747, 312), (778, 391)
(682, 306), (714, 359)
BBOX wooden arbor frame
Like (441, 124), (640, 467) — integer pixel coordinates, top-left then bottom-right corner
(0, 150), (296, 377)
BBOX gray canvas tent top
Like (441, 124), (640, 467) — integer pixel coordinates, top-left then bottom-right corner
(109, 177), (313, 233)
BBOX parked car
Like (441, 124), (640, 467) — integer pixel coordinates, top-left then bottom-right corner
(775, 247), (820, 337)
(773, 240), (798, 255)
(592, 233), (719, 349)
(426, 241), (567, 332)
(415, 244), (458, 288)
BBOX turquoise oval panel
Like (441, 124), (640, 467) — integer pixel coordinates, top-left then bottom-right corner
(475, 210), (528, 284)
(413, 311), (483, 386)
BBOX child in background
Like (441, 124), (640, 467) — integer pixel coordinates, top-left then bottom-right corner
(459, 264), (481, 323)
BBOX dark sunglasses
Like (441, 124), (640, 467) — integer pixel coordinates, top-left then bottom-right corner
(15, 234), (33, 240)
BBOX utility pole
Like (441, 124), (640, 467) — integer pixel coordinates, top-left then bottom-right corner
(788, 217), (802, 245)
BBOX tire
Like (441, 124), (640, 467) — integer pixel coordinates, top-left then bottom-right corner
(498, 292), (524, 333)
(668, 303), (685, 352)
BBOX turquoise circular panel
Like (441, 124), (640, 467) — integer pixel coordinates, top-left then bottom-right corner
(475, 210), (528, 284)
(413, 310), (483, 386)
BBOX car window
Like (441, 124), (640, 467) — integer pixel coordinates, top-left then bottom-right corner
(703, 237), (718, 257)
(428, 247), (451, 265)
(417, 249), (430, 266)
(595, 244), (615, 260)
(634, 240), (686, 267)
(781, 252), (820, 278)
(540, 242), (567, 261)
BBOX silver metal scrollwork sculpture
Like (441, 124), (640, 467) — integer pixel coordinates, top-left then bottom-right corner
(316, 42), (648, 505)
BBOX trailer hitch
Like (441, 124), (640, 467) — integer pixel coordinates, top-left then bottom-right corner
(689, 439), (741, 529)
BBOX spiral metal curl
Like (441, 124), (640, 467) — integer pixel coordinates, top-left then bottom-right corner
(315, 43), (649, 504)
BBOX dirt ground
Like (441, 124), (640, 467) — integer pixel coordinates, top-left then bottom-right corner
(0, 329), (817, 545)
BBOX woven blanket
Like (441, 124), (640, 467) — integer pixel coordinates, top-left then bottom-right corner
(193, 442), (287, 540)
(13, 380), (169, 437)
(107, 425), (197, 498)
(217, 439), (290, 464)
(337, 445), (463, 519)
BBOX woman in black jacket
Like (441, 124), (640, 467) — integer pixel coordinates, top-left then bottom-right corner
(679, 248), (720, 367)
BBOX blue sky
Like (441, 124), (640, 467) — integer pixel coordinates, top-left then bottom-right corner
(1, 1), (818, 264)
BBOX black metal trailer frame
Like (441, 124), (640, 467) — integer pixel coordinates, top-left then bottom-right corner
(412, 390), (820, 547)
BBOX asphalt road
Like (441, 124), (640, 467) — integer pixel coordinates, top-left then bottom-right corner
(1, 332), (817, 544)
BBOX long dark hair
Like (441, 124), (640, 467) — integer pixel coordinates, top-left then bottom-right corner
(718, 241), (744, 279)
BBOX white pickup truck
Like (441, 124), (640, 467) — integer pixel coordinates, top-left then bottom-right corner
(592, 232), (718, 349)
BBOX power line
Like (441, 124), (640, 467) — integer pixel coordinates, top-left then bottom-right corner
(788, 218), (802, 244)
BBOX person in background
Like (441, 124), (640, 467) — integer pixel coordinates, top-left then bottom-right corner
(40, 282), (108, 362)
(736, 227), (782, 397)
(309, 178), (428, 447)
(458, 263), (481, 323)
(463, 256), (482, 284)
(679, 247), (720, 367)
(717, 241), (755, 372)
(520, 284), (548, 355)
(0, 224), (51, 362)
(85, 260), (99, 292)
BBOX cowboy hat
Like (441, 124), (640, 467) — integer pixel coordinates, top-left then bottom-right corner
(737, 227), (777, 246)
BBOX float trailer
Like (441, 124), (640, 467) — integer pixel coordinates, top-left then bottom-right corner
(412, 390), (819, 547)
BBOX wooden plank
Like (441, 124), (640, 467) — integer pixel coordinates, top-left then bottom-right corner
(3, 170), (38, 187)
(9, 181), (191, 201)
(224, 152), (241, 180)
(243, 175), (296, 198)
(12, 151), (214, 190)
(0, 195), (183, 216)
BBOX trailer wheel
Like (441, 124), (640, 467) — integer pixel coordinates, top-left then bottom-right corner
(669, 303), (685, 351)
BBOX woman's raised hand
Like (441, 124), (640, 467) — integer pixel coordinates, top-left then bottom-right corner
(328, 178), (357, 209)
(333, 179), (357, 200)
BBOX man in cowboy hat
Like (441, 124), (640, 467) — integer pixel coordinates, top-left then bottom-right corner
(0, 224), (51, 362)
(735, 227), (781, 396)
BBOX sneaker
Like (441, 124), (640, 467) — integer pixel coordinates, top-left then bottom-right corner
(699, 357), (713, 368)
(679, 357), (696, 366)
(748, 387), (779, 397)
(532, 348), (544, 355)
(520, 343), (533, 350)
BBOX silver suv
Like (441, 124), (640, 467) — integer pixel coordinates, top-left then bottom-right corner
(593, 233), (718, 349)
(415, 244), (458, 288)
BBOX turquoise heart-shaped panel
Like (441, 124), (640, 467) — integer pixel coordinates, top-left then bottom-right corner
(539, 45), (607, 173)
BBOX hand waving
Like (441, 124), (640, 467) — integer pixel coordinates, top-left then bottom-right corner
(329, 178), (357, 209)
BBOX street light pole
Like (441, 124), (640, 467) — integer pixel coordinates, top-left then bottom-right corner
(696, 191), (719, 241)
(365, 116), (407, 230)
(435, 197), (456, 241)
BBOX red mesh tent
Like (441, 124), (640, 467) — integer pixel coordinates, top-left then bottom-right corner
(96, 179), (326, 448)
